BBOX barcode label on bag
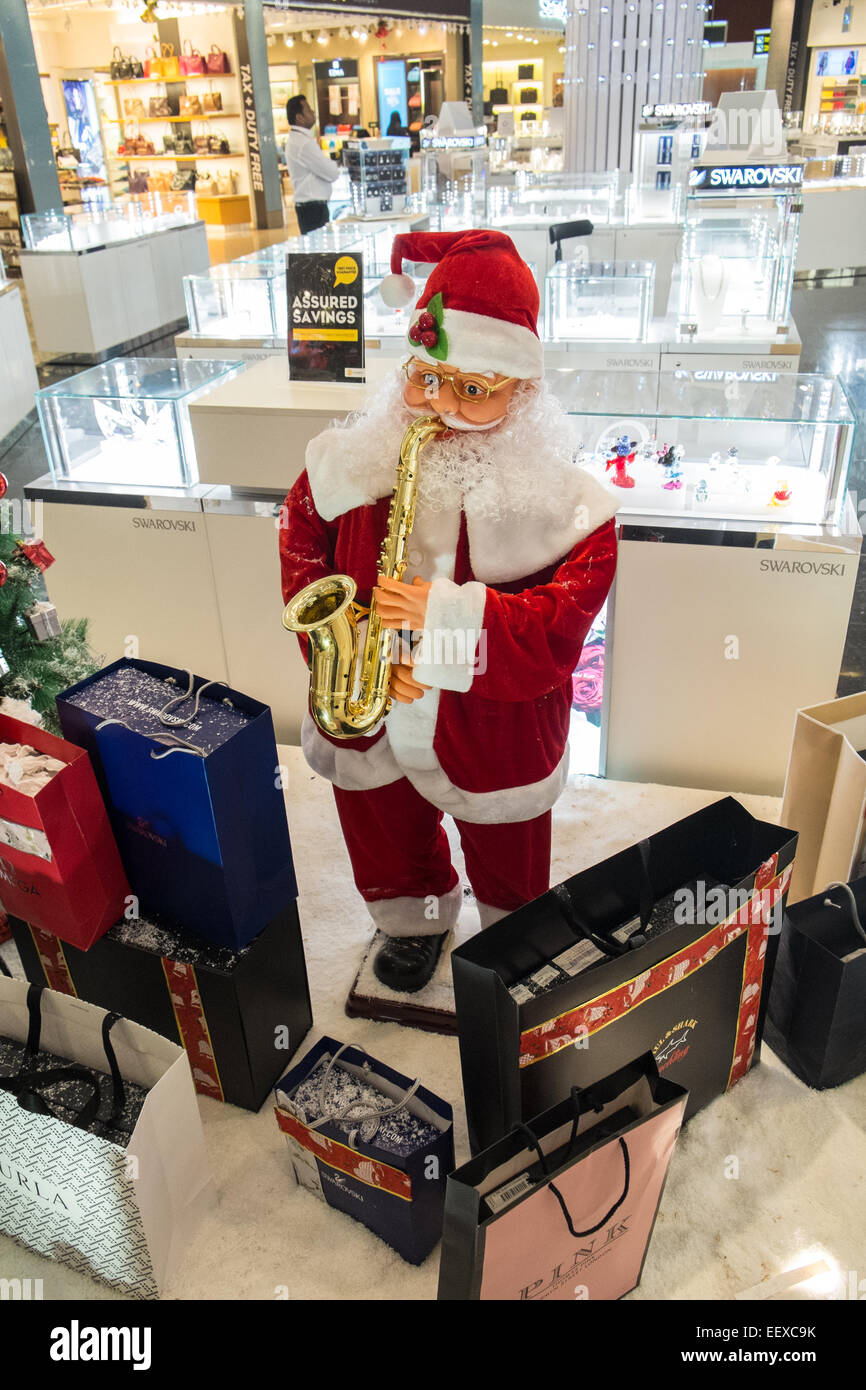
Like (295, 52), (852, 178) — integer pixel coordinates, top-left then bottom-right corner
(531, 964), (563, 989)
(553, 940), (603, 975)
(509, 983), (535, 1004)
(486, 1172), (533, 1214)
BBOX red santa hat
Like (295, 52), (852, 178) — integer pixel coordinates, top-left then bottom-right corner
(379, 229), (543, 380)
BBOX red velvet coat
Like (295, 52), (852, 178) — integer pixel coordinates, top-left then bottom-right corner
(280, 467), (617, 825)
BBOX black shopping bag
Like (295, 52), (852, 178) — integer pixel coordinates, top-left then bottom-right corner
(438, 1054), (686, 1301)
(453, 797), (797, 1152)
(765, 878), (866, 1088)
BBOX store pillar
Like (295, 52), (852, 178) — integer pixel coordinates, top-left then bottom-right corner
(470, 0), (483, 124)
(766, 0), (812, 116)
(0, 0), (61, 214)
(233, 0), (283, 231)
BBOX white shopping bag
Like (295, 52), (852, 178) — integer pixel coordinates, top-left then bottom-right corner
(0, 978), (213, 1298)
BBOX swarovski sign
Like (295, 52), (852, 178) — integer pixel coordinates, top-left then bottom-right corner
(642, 102), (712, 120)
(688, 164), (803, 191)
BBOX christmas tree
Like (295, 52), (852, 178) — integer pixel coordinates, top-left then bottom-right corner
(0, 489), (97, 733)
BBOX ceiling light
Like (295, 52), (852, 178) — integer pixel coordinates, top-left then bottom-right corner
(418, 22), (428, 34)
(316, 30), (327, 45)
(358, 28), (368, 42)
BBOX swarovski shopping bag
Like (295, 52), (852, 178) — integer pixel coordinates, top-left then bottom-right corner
(0, 979), (212, 1298)
(780, 692), (866, 904)
(438, 1054), (687, 1300)
(56, 659), (297, 950)
(274, 1036), (454, 1264)
(765, 878), (866, 1088)
(0, 712), (129, 949)
(453, 797), (796, 1152)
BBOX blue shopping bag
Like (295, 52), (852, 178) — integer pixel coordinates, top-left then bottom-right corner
(56, 659), (297, 950)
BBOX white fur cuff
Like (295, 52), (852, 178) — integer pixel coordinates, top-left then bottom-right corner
(367, 882), (462, 938)
(412, 576), (487, 693)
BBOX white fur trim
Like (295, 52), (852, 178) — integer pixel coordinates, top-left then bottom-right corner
(301, 711), (402, 791)
(478, 903), (511, 929)
(380, 272), (416, 309)
(409, 307), (543, 380)
(367, 882), (461, 938)
(467, 468), (619, 584)
(412, 577), (487, 693)
(306, 429), (382, 523)
(387, 687), (570, 823)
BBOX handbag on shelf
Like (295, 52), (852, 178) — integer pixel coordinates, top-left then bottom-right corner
(123, 97), (146, 118)
(170, 169), (197, 191)
(179, 93), (203, 118)
(180, 40), (206, 76)
(149, 94), (175, 119)
(202, 86), (222, 113)
(110, 46), (133, 81)
(147, 172), (172, 193)
(194, 126), (211, 154)
(215, 169), (239, 195)
(160, 43), (181, 81)
(162, 126), (176, 153)
(518, 63), (535, 81)
(520, 87), (539, 105)
(208, 131), (230, 154)
(143, 45), (161, 78)
(175, 134), (195, 155)
(57, 128), (81, 164)
(195, 173), (216, 197)
(206, 44), (230, 74)
(128, 170), (150, 193)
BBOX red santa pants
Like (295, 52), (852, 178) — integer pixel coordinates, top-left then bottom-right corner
(332, 777), (551, 938)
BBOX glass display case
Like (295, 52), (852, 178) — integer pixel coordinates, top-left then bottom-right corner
(547, 369), (854, 528)
(35, 357), (244, 488)
(513, 169), (620, 224)
(678, 187), (802, 339)
(628, 122), (706, 223)
(344, 138), (410, 218)
(22, 197), (197, 251)
(544, 261), (654, 342)
(802, 151), (866, 186)
(184, 265), (287, 341)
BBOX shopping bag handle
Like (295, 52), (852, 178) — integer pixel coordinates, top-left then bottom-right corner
(551, 839), (652, 957)
(305, 1041), (422, 1150)
(0, 984), (127, 1135)
(512, 1085), (631, 1237)
(822, 881), (866, 947)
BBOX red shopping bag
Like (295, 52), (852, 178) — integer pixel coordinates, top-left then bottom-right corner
(0, 714), (129, 949)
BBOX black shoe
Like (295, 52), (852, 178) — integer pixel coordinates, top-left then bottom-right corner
(372, 932), (448, 994)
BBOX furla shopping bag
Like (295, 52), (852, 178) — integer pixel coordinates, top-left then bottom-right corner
(453, 797), (796, 1153)
(56, 659), (297, 950)
(0, 979), (212, 1298)
(765, 878), (866, 1089)
(438, 1054), (686, 1301)
(0, 711), (129, 949)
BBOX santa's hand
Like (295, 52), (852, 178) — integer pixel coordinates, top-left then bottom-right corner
(375, 574), (431, 630)
(389, 661), (431, 704)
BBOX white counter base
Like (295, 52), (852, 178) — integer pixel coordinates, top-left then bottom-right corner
(0, 285), (38, 444)
(20, 221), (210, 361)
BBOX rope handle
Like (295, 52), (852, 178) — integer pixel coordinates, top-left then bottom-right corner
(305, 1042), (422, 1150)
(158, 670), (233, 727)
(95, 717), (205, 760)
(822, 882), (866, 947)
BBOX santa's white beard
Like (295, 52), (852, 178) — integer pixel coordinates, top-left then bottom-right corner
(331, 368), (585, 521)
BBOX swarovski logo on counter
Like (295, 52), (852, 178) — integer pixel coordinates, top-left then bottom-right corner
(760, 559), (846, 577)
(689, 164), (803, 191)
(131, 518), (196, 532)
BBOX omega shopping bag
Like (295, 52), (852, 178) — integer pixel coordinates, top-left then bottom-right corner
(438, 1054), (687, 1301)
(0, 712), (129, 950)
(765, 878), (866, 1088)
(453, 797), (797, 1152)
(780, 692), (866, 904)
(56, 659), (297, 951)
(0, 979), (212, 1298)
(274, 1036), (454, 1264)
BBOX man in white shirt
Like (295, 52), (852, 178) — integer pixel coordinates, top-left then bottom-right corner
(284, 94), (340, 235)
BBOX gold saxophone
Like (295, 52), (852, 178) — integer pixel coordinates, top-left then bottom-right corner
(283, 414), (447, 740)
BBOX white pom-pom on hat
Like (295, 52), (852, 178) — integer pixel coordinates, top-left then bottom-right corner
(378, 272), (416, 308)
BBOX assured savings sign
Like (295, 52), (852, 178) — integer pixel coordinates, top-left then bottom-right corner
(288, 252), (365, 383)
(688, 164), (804, 192)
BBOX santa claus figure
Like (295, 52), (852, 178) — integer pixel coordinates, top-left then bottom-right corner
(280, 230), (618, 994)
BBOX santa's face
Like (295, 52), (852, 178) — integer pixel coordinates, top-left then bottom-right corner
(402, 356), (521, 431)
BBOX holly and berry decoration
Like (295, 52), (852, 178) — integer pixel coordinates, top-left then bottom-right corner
(408, 292), (449, 361)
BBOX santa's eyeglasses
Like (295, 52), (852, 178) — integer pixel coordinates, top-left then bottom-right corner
(402, 359), (515, 403)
